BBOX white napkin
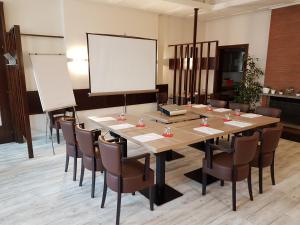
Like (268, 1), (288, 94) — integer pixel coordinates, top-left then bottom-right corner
(132, 133), (164, 142)
(240, 113), (263, 118)
(192, 104), (207, 108)
(213, 108), (231, 112)
(224, 121), (253, 128)
(108, 123), (135, 130)
(89, 116), (116, 122)
(193, 127), (224, 135)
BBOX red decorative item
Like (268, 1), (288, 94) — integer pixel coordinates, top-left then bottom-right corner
(224, 119), (232, 122)
(163, 133), (173, 138)
(136, 124), (145, 128)
(200, 124), (209, 127)
(233, 113), (240, 116)
(117, 117), (126, 121)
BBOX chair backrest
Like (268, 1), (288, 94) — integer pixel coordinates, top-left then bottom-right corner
(75, 126), (95, 158)
(233, 132), (259, 166)
(229, 102), (250, 113)
(209, 99), (227, 108)
(255, 106), (282, 118)
(98, 136), (122, 176)
(60, 118), (76, 145)
(261, 125), (282, 154)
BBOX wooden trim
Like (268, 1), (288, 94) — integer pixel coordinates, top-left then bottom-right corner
(21, 33), (64, 39)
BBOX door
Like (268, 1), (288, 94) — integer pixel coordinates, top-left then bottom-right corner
(0, 2), (14, 143)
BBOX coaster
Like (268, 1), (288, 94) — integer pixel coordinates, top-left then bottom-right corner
(117, 117), (126, 121)
(200, 124), (209, 127)
(136, 124), (145, 128)
(224, 119), (232, 122)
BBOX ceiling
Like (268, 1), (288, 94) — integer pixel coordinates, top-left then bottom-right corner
(79, 0), (300, 20)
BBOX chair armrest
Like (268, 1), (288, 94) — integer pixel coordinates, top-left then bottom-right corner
(122, 153), (150, 180)
(209, 144), (233, 153)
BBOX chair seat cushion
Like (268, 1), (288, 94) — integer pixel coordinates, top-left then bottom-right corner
(203, 152), (249, 181)
(107, 160), (154, 193)
(251, 146), (274, 167)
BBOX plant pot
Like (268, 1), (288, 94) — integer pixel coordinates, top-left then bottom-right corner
(271, 89), (276, 94)
(263, 87), (270, 94)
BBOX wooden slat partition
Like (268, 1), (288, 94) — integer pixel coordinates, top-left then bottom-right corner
(168, 40), (218, 105)
(5, 25), (33, 158)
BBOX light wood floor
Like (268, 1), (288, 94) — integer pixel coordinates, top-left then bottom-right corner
(0, 135), (300, 225)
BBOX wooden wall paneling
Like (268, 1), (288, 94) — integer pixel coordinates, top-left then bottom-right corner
(172, 46), (177, 104)
(197, 43), (203, 103)
(205, 42), (211, 104)
(27, 84), (168, 115)
(184, 45), (189, 104)
(178, 45), (184, 105)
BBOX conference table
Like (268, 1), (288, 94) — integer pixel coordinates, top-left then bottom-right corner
(89, 105), (280, 206)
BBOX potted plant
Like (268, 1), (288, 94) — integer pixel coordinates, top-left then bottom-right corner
(263, 86), (270, 94)
(234, 56), (263, 109)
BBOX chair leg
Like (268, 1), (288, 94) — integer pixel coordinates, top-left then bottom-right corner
(259, 167), (263, 194)
(101, 171), (107, 208)
(216, 137), (220, 145)
(73, 156), (77, 181)
(91, 168), (96, 198)
(202, 170), (207, 195)
(132, 192), (135, 196)
(116, 178), (122, 225)
(56, 128), (60, 144)
(247, 167), (253, 201)
(79, 158), (84, 187)
(65, 155), (69, 172)
(232, 181), (236, 211)
(271, 162), (275, 186)
(149, 186), (154, 211)
(220, 180), (224, 186)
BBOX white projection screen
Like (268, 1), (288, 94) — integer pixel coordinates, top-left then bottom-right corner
(30, 55), (76, 112)
(87, 33), (157, 95)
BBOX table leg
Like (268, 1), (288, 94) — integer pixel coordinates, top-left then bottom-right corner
(140, 151), (183, 206)
(184, 140), (218, 185)
(165, 150), (184, 162)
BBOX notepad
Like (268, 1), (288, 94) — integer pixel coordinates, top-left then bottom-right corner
(89, 116), (116, 122)
(108, 123), (135, 130)
(193, 127), (223, 135)
(224, 121), (253, 128)
(132, 133), (164, 142)
(213, 108), (231, 112)
(192, 104), (207, 108)
(240, 113), (263, 118)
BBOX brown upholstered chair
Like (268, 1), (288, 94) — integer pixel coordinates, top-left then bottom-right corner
(229, 102), (250, 113)
(202, 132), (259, 211)
(255, 106), (282, 118)
(208, 99), (227, 108)
(75, 126), (104, 198)
(251, 125), (282, 193)
(60, 118), (83, 181)
(49, 108), (75, 144)
(98, 136), (154, 225)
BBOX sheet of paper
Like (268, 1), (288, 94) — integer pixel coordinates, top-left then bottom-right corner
(240, 113), (263, 118)
(132, 133), (164, 143)
(213, 108), (232, 112)
(224, 120), (253, 128)
(108, 123), (135, 130)
(89, 116), (116, 122)
(193, 127), (224, 135)
(192, 104), (207, 108)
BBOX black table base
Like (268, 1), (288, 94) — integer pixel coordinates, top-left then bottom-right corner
(165, 150), (184, 162)
(184, 168), (218, 185)
(139, 184), (183, 206)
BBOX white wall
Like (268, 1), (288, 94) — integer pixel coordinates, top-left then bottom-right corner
(203, 10), (272, 83)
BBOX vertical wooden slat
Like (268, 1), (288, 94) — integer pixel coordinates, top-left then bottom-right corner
(197, 43), (203, 103)
(212, 41), (219, 94)
(191, 8), (199, 103)
(184, 45), (189, 104)
(178, 45), (184, 105)
(172, 46), (177, 104)
(205, 42), (211, 104)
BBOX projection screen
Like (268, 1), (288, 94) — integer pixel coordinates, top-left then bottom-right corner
(87, 33), (157, 95)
